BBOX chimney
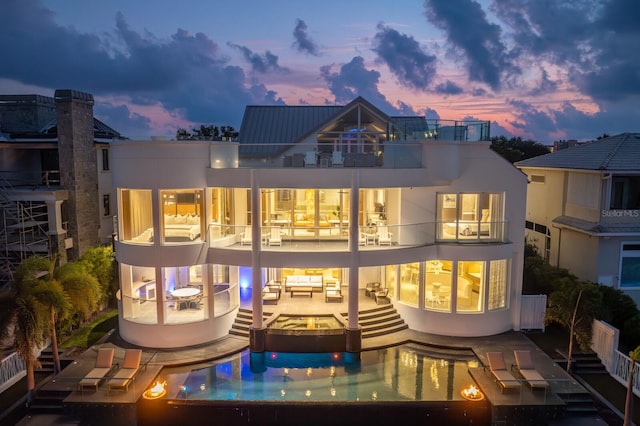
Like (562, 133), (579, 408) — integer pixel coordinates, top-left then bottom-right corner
(55, 89), (100, 260)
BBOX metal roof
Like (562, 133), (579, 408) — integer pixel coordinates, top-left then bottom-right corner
(515, 133), (640, 171)
(553, 215), (640, 236)
(238, 105), (343, 156)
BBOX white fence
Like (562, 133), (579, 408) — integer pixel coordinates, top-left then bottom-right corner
(591, 319), (640, 397)
(520, 294), (547, 331)
(0, 352), (26, 393)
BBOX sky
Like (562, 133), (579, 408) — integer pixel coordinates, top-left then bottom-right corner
(0, 0), (639, 144)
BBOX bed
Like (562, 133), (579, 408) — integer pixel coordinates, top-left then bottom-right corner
(443, 221), (490, 236)
(164, 214), (201, 240)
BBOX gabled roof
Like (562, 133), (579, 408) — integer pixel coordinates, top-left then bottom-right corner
(237, 97), (398, 157)
(515, 133), (640, 171)
(238, 105), (343, 156)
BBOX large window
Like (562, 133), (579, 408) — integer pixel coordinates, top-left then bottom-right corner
(385, 264), (396, 298)
(425, 260), (452, 311)
(210, 188), (234, 238)
(120, 264), (157, 324)
(610, 176), (640, 210)
(436, 192), (504, 241)
(399, 262), (420, 307)
(119, 189), (153, 244)
(163, 265), (207, 324)
(161, 189), (204, 243)
(457, 261), (483, 313)
(261, 188), (350, 238)
(488, 260), (509, 310)
(620, 243), (640, 288)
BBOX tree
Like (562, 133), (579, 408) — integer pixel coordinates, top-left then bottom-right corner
(175, 124), (238, 141)
(80, 246), (116, 306)
(0, 279), (49, 404)
(15, 255), (101, 373)
(624, 345), (640, 426)
(545, 279), (603, 371)
(490, 136), (550, 163)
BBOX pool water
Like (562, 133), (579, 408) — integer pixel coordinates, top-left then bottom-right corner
(159, 343), (480, 402)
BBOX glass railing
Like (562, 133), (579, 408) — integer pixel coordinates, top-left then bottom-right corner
(436, 220), (507, 243)
(213, 282), (239, 317)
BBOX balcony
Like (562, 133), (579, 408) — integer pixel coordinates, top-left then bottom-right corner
(206, 221), (506, 252)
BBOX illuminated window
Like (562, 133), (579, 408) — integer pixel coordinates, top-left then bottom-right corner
(488, 260), (508, 310)
(119, 189), (153, 244)
(436, 192), (504, 241)
(425, 260), (452, 311)
(457, 261), (483, 313)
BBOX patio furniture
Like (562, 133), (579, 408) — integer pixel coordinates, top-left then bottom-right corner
(325, 285), (343, 303)
(107, 349), (143, 394)
(77, 347), (115, 393)
(365, 282), (381, 297)
(240, 226), (252, 245)
(513, 350), (550, 390)
(486, 352), (521, 392)
(269, 227), (282, 246)
(374, 288), (390, 304)
(378, 226), (392, 246)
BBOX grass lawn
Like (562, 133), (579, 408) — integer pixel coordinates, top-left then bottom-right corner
(59, 309), (118, 349)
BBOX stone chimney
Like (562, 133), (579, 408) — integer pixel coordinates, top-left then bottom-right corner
(55, 89), (100, 260)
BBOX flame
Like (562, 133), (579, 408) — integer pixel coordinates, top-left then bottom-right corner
(461, 384), (484, 401)
(143, 380), (167, 399)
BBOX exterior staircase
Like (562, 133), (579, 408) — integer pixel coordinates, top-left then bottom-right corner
(555, 350), (608, 375)
(555, 390), (599, 418)
(229, 304), (408, 340)
(343, 304), (408, 338)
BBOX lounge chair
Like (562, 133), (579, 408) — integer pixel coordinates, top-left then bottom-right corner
(240, 226), (252, 245)
(108, 349), (143, 393)
(374, 288), (390, 305)
(77, 347), (115, 393)
(514, 350), (550, 390)
(378, 226), (392, 245)
(269, 227), (282, 246)
(486, 352), (521, 391)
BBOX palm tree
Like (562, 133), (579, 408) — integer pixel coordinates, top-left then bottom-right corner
(624, 345), (640, 426)
(16, 255), (101, 373)
(0, 283), (49, 404)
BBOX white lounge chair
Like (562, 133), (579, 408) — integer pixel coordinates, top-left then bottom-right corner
(108, 349), (143, 393)
(486, 352), (521, 392)
(304, 151), (317, 167)
(78, 347), (115, 393)
(332, 150), (343, 166)
(514, 350), (549, 390)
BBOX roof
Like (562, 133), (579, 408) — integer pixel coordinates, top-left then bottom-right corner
(237, 96), (405, 157)
(553, 215), (640, 236)
(515, 133), (640, 171)
(12, 117), (125, 141)
(238, 105), (343, 156)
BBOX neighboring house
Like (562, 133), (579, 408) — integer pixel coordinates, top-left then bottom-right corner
(111, 96), (527, 350)
(0, 90), (125, 287)
(516, 133), (640, 305)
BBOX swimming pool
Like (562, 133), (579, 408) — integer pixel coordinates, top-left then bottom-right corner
(157, 343), (480, 402)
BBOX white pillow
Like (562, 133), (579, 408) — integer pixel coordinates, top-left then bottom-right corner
(187, 215), (200, 225)
(165, 214), (176, 225)
(174, 214), (188, 224)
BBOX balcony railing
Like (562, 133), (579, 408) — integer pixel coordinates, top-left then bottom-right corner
(206, 221), (506, 251)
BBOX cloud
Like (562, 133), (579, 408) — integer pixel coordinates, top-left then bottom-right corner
(493, 0), (640, 102)
(93, 102), (153, 139)
(527, 68), (558, 97)
(0, 0), (285, 135)
(320, 56), (418, 116)
(292, 19), (320, 56)
(372, 23), (437, 91)
(227, 43), (289, 74)
(424, 0), (520, 91)
(434, 80), (464, 95)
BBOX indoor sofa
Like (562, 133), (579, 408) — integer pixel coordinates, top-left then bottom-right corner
(284, 275), (324, 292)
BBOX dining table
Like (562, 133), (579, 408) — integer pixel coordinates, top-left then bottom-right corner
(171, 287), (201, 310)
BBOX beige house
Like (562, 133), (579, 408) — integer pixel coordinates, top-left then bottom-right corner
(516, 133), (640, 305)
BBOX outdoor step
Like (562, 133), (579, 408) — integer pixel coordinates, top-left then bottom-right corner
(362, 318), (406, 332)
(363, 324), (408, 338)
(359, 313), (400, 326)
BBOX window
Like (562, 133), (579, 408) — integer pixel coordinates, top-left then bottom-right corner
(530, 175), (545, 183)
(488, 260), (508, 310)
(120, 264), (157, 324)
(620, 243), (640, 288)
(457, 261), (483, 313)
(437, 192), (504, 241)
(425, 260), (452, 311)
(399, 262), (419, 307)
(163, 265), (207, 324)
(610, 176), (640, 209)
(101, 148), (109, 171)
(161, 189), (204, 243)
(102, 194), (110, 216)
(119, 189), (153, 244)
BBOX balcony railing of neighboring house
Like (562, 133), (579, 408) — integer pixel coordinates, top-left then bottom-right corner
(0, 170), (61, 188)
(0, 351), (27, 394)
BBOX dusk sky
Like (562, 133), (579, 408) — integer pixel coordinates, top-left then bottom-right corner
(1, 0), (638, 144)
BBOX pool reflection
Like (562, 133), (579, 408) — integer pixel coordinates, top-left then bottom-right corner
(161, 343), (479, 402)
